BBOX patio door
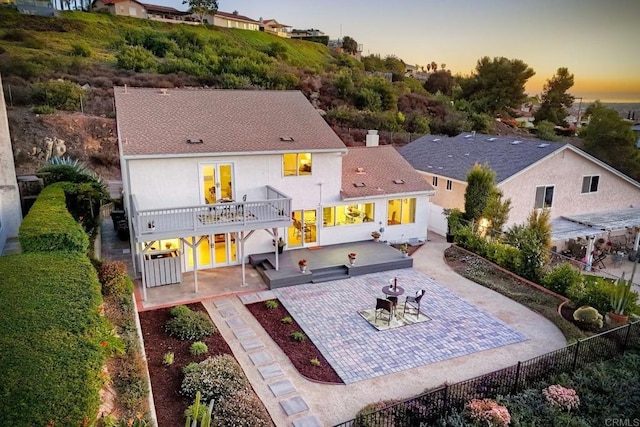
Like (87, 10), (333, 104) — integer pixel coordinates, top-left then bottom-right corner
(201, 163), (234, 204)
(185, 233), (238, 270)
(288, 209), (317, 247)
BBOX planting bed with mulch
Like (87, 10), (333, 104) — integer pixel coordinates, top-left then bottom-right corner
(138, 303), (235, 427)
(246, 300), (343, 384)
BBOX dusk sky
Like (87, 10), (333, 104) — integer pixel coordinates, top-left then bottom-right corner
(157, 0), (640, 102)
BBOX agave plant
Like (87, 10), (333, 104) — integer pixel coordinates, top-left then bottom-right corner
(610, 273), (634, 315)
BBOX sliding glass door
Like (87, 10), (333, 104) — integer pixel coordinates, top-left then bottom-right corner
(201, 163), (234, 204)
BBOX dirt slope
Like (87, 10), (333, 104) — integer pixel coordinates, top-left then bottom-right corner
(7, 107), (120, 180)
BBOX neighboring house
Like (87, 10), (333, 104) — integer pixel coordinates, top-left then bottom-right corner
(400, 133), (640, 237)
(207, 10), (260, 30)
(114, 88), (432, 294)
(290, 28), (325, 38)
(92, 0), (146, 18)
(15, 0), (57, 16)
(261, 19), (291, 38)
(632, 123), (640, 149)
(0, 74), (22, 255)
(142, 2), (192, 23)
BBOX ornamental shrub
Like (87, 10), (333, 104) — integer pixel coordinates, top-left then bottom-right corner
(169, 304), (191, 317)
(31, 80), (85, 111)
(542, 384), (580, 411)
(567, 275), (615, 314)
(354, 400), (405, 427)
(165, 309), (215, 341)
(210, 388), (271, 427)
(464, 398), (510, 427)
(572, 305), (603, 330)
(542, 263), (583, 296)
(190, 341), (208, 356)
(99, 261), (132, 297)
(180, 355), (248, 402)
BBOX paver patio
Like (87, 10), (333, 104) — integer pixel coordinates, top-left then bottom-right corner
(271, 268), (528, 384)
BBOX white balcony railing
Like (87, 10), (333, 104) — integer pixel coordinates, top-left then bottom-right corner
(129, 186), (291, 240)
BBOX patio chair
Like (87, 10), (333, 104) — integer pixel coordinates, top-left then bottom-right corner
(375, 298), (393, 325)
(593, 252), (607, 269)
(403, 289), (425, 319)
(386, 296), (398, 315)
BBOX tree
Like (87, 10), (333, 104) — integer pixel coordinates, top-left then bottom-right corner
(183, 0), (218, 23)
(424, 70), (454, 96)
(483, 188), (511, 239)
(341, 36), (358, 55)
(430, 61), (438, 72)
(460, 56), (535, 116)
(535, 120), (561, 142)
(534, 67), (575, 126)
(579, 101), (640, 181)
(464, 163), (496, 222)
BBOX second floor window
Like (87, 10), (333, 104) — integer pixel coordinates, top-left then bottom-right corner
(581, 176), (599, 194)
(535, 185), (554, 209)
(446, 180), (453, 191)
(283, 153), (312, 176)
(432, 176), (438, 186)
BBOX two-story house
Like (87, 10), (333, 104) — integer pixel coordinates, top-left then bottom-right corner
(400, 133), (640, 239)
(261, 19), (291, 38)
(114, 87), (433, 295)
(208, 10), (260, 30)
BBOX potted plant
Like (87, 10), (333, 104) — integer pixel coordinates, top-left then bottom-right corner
(371, 231), (381, 242)
(443, 208), (463, 243)
(273, 237), (286, 254)
(298, 259), (307, 273)
(348, 252), (357, 265)
(608, 274), (636, 325)
(400, 244), (409, 257)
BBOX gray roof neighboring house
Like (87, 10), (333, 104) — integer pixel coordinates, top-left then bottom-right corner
(114, 87), (346, 157)
(399, 133), (566, 183)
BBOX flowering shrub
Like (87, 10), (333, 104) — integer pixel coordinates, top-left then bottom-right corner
(464, 398), (511, 427)
(210, 388), (271, 426)
(180, 355), (248, 402)
(542, 385), (580, 411)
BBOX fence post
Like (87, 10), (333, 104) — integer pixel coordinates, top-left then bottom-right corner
(572, 340), (581, 371)
(441, 384), (449, 418)
(512, 361), (521, 395)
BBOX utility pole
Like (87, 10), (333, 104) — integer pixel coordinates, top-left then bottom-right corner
(575, 97), (583, 129)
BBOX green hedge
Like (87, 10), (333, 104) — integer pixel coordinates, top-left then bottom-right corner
(18, 182), (89, 253)
(0, 252), (106, 426)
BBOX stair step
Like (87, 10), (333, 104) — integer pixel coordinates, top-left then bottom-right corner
(311, 273), (350, 283)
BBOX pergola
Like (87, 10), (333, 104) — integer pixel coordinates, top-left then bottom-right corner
(551, 207), (640, 268)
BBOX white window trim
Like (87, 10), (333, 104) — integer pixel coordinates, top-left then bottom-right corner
(534, 185), (555, 209)
(581, 175), (600, 194)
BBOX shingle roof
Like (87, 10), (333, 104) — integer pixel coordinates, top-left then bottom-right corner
(142, 3), (189, 14)
(114, 88), (346, 157)
(341, 146), (434, 199)
(399, 133), (566, 183)
(215, 10), (260, 23)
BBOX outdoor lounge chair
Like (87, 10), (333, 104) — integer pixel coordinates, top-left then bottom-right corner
(403, 289), (425, 318)
(375, 298), (393, 325)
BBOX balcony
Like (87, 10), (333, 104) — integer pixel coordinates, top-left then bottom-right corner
(130, 186), (291, 242)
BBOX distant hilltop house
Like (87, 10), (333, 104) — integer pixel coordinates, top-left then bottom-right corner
(206, 10), (260, 30)
(328, 38), (363, 60)
(91, 0), (195, 23)
(2, 0), (58, 16)
(290, 28), (328, 44)
(261, 19), (291, 38)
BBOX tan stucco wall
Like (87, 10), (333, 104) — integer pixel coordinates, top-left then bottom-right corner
(213, 15), (259, 30)
(500, 148), (640, 226)
(103, 0), (145, 17)
(419, 172), (466, 210)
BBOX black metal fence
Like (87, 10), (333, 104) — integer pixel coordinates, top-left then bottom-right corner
(334, 320), (640, 426)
